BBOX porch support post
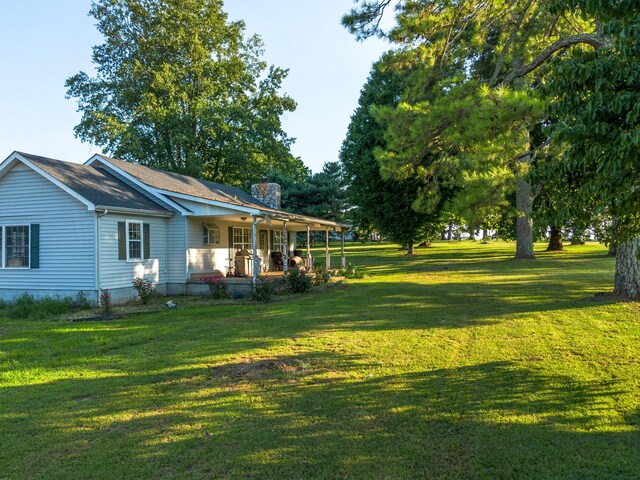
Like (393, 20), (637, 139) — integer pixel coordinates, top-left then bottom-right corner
(325, 228), (330, 270)
(340, 230), (346, 268)
(283, 221), (289, 273)
(306, 225), (312, 269)
(251, 216), (258, 284)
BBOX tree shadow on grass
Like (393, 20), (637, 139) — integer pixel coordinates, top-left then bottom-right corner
(1, 356), (638, 479)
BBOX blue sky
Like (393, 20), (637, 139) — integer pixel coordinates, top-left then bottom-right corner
(0, 1), (389, 172)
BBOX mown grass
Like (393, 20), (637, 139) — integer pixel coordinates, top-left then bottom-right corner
(1, 241), (639, 479)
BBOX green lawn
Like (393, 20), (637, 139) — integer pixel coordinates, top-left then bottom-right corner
(1, 242), (639, 479)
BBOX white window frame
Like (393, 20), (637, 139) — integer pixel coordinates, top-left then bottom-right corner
(2, 225), (31, 269)
(203, 223), (221, 246)
(232, 227), (252, 252)
(272, 230), (286, 254)
(126, 219), (144, 262)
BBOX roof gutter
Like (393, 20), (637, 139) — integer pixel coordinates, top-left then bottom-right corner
(94, 205), (175, 218)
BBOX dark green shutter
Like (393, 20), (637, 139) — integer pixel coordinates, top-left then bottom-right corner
(30, 224), (40, 269)
(143, 223), (151, 259)
(117, 222), (126, 260)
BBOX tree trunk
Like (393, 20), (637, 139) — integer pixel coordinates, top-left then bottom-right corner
(515, 176), (535, 259)
(614, 236), (640, 299)
(482, 228), (489, 244)
(546, 225), (563, 251)
(440, 230), (447, 241)
(447, 223), (453, 241)
(407, 242), (415, 255)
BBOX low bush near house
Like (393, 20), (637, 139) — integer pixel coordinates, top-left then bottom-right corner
(252, 277), (276, 302)
(337, 263), (365, 279)
(201, 275), (230, 299)
(99, 289), (112, 315)
(0, 293), (74, 320)
(132, 277), (155, 304)
(285, 269), (313, 293)
(313, 266), (332, 285)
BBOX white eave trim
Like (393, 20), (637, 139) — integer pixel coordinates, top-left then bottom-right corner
(94, 205), (175, 218)
(85, 154), (191, 215)
(0, 152), (95, 210)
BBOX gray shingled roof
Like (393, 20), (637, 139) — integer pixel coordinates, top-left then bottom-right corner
(17, 152), (170, 214)
(93, 154), (350, 228)
(94, 154), (273, 211)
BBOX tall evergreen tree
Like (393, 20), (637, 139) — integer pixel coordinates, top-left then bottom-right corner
(340, 62), (449, 254)
(343, 0), (608, 259)
(66, 0), (303, 186)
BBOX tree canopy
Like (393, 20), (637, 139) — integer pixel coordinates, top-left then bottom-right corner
(340, 61), (450, 252)
(343, 0), (607, 259)
(66, 0), (304, 187)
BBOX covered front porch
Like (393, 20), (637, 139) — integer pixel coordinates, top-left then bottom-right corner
(183, 204), (350, 285)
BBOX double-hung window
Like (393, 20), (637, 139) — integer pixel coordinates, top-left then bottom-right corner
(203, 223), (221, 246)
(232, 227), (252, 252)
(3, 225), (30, 268)
(126, 220), (143, 261)
(272, 230), (286, 254)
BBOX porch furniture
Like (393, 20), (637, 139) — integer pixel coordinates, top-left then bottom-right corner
(270, 251), (284, 271)
(234, 249), (252, 277)
(288, 255), (304, 270)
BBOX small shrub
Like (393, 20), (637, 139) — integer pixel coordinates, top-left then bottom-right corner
(132, 277), (155, 304)
(76, 291), (91, 310)
(201, 275), (230, 299)
(313, 267), (331, 286)
(273, 279), (288, 296)
(5, 293), (73, 320)
(285, 269), (313, 293)
(337, 263), (365, 279)
(252, 277), (275, 302)
(100, 289), (112, 315)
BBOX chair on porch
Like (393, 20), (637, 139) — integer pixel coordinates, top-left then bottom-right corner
(270, 251), (284, 271)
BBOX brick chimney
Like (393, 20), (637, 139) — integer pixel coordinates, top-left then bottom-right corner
(251, 177), (281, 210)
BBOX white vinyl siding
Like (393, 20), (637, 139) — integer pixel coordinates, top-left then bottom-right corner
(186, 218), (232, 275)
(166, 216), (187, 283)
(98, 213), (166, 289)
(0, 164), (95, 292)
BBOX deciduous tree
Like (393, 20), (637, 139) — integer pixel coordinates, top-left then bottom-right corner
(66, 0), (303, 187)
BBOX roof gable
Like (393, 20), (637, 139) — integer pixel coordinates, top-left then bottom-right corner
(88, 154), (273, 211)
(1, 152), (170, 214)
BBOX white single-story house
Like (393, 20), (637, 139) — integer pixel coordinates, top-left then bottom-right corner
(0, 151), (349, 303)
